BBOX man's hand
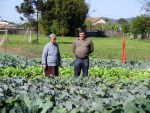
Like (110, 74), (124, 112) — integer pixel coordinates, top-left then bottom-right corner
(42, 65), (46, 70)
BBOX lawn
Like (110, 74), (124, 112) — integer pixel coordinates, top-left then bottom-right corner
(0, 34), (150, 60)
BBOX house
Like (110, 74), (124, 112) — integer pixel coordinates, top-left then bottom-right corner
(93, 18), (106, 25)
(0, 21), (9, 28)
(85, 17), (107, 25)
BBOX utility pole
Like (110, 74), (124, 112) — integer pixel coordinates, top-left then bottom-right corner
(36, 10), (39, 43)
(31, 0), (39, 43)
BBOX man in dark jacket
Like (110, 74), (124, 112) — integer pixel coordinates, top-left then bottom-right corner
(72, 31), (94, 78)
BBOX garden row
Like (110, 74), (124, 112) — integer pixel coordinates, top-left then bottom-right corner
(1, 53), (150, 69)
(0, 77), (150, 113)
(0, 66), (150, 81)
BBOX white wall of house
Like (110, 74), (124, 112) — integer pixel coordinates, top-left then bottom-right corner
(0, 21), (9, 28)
(93, 19), (106, 25)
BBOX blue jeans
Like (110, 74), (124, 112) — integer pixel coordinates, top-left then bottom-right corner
(74, 58), (89, 78)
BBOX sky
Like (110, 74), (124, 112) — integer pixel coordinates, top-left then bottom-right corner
(0, 0), (145, 23)
(87, 0), (145, 19)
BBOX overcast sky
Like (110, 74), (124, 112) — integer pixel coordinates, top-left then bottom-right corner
(0, 0), (145, 23)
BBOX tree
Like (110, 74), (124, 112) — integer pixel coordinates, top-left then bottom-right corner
(16, 0), (88, 36)
(103, 18), (110, 22)
(85, 21), (93, 30)
(130, 15), (150, 39)
(121, 23), (130, 36)
(117, 18), (128, 25)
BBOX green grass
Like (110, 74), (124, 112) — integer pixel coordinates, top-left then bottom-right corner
(0, 34), (150, 60)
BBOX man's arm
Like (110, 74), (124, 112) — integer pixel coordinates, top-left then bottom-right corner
(42, 45), (48, 65)
(72, 41), (76, 53)
(89, 40), (94, 54)
(57, 44), (61, 66)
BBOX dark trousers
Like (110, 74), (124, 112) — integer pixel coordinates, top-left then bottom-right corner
(45, 66), (58, 77)
(74, 58), (89, 78)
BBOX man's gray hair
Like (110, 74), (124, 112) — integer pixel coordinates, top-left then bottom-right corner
(49, 33), (56, 38)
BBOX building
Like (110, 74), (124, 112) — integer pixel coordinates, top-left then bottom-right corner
(0, 21), (9, 28)
(85, 17), (107, 25)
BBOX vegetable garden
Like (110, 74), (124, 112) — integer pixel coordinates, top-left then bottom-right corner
(0, 53), (150, 113)
(0, 0), (150, 111)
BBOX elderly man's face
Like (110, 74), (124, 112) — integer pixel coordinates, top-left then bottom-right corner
(51, 37), (57, 43)
(79, 32), (86, 40)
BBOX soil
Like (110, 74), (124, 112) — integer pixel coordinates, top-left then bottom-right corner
(0, 46), (36, 58)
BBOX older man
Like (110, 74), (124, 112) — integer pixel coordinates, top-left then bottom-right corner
(72, 31), (94, 78)
(42, 34), (61, 77)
